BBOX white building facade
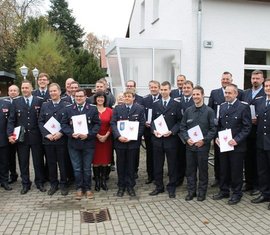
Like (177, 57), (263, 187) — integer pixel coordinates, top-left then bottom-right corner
(106, 0), (270, 96)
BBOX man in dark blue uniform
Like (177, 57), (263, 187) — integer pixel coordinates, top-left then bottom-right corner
(141, 80), (161, 184)
(39, 83), (70, 196)
(251, 78), (270, 208)
(7, 85), (20, 184)
(241, 70), (265, 195)
(208, 71), (243, 187)
(176, 80), (195, 186)
(7, 80), (46, 194)
(32, 73), (50, 101)
(149, 81), (182, 198)
(170, 74), (186, 99)
(111, 89), (145, 197)
(213, 84), (251, 205)
(61, 88), (100, 200)
(180, 86), (216, 201)
(0, 92), (12, 190)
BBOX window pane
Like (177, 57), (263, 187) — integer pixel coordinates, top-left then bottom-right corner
(245, 50), (266, 65)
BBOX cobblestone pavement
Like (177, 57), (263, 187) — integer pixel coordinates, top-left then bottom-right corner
(1, 148), (270, 235)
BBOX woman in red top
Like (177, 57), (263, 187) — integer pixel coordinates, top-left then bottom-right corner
(92, 91), (113, 191)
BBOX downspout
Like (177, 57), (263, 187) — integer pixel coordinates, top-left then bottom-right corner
(197, 0), (202, 85)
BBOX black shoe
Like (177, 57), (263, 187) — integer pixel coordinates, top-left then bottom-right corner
(211, 179), (219, 187)
(268, 203), (270, 210)
(228, 197), (241, 205)
(197, 194), (206, 202)
(47, 186), (58, 195)
(212, 193), (229, 200)
(250, 189), (260, 196)
(21, 186), (30, 195)
(116, 188), (125, 197)
(37, 185), (46, 192)
(127, 188), (136, 197)
(1, 183), (12, 191)
(185, 192), (196, 201)
(145, 178), (153, 184)
(8, 176), (18, 184)
(251, 195), (270, 204)
(169, 192), (176, 198)
(60, 187), (68, 196)
(149, 188), (165, 196)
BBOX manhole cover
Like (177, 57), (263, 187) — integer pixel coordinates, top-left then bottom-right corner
(80, 208), (111, 223)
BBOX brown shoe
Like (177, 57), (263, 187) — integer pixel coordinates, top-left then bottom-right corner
(75, 190), (83, 200)
(86, 191), (94, 199)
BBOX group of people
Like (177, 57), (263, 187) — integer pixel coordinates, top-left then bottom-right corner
(0, 70), (270, 210)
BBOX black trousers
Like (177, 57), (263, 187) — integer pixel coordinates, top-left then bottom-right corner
(17, 143), (45, 188)
(116, 148), (137, 189)
(244, 137), (258, 188)
(257, 149), (270, 198)
(144, 132), (154, 180)
(176, 141), (186, 183)
(219, 151), (244, 198)
(153, 145), (178, 193)
(186, 150), (209, 195)
(44, 144), (67, 188)
(8, 143), (18, 178)
(213, 141), (220, 181)
(0, 145), (9, 184)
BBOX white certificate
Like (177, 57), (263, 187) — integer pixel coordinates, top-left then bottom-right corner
(218, 129), (234, 153)
(250, 105), (256, 119)
(13, 126), (21, 141)
(187, 125), (204, 142)
(44, 116), (61, 134)
(117, 120), (139, 140)
(72, 114), (88, 134)
(147, 109), (152, 124)
(153, 115), (169, 136)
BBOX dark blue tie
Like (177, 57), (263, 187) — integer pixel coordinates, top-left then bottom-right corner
(163, 101), (167, 108)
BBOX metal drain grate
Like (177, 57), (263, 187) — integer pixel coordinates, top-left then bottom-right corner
(80, 208), (111, 223)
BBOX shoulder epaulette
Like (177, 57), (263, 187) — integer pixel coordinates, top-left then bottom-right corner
(153, 99), (160, 103)
(143, 94), (149, 98)
(37, 96), (44, 100)
(90, 104), (96, 106)
(3, 98), (11, 103)
(241, 101), (249, 105)
(65, 104), (72, 107)
(220, 102), (227, 106)
(61, 96), (68, 99)
(13, 96), (21, 100)
(255, 96), (264, 100)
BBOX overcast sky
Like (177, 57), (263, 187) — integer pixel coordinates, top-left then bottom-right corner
(41, 0), (134, 40)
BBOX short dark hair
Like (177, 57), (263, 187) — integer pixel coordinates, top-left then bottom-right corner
(124, 88), (135, 97)
(161, 81), (171, 89)
(193, 85), (204, 95)
(183, 80), (194, 88)
(223, 71), (232, 77)
(75, 88), (86, 96)
(93, 91), (107, 106)
(252, 70), (264, 76)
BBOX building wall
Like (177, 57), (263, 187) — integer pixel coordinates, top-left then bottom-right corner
(129, 0), (270, 95)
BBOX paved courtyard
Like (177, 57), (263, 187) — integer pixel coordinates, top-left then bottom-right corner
(1, 148), (270, 235)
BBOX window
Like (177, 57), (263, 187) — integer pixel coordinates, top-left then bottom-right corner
(244, 49), (270, 89)
(140, 1), (145, 33)
(152, 0), (159, 24)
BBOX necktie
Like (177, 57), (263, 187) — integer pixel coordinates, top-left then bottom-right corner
(185, 98), (189, 103)
(127, 106), (130, 114)
(153, 96), (156, 102)
(266, 100), (270, 107)
(26, 98), (30, 107)
(228, 103), (232, 109)
(41, 91), (45, 97)
(179, 90), (182, 97)
(163, 101), (167, 108)
(78, 105), (83, 112)
(54, 103), (59, 108)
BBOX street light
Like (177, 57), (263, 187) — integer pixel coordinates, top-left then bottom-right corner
(20, 64), (28, 80)
(32, 67), (39, 89)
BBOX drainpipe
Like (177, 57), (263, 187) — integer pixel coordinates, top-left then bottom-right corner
(197, 0), (202, 85)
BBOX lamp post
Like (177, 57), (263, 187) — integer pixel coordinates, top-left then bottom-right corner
(32, 67), (39, 89)
(20, 64), (28, 80)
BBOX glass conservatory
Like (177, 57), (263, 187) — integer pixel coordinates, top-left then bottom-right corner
(105, 38), (182, 96)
